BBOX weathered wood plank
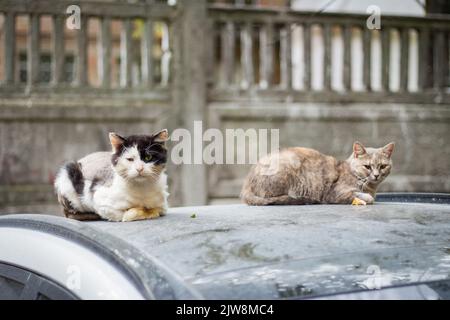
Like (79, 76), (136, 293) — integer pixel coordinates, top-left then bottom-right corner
(433, 30), (446, 90)
(381, 27), (391, 91)
(168, 17), (177, 89)
(447, 31), (450, 89)
(177, 0), (208, 205)
(0, 0), (175, 19)
(208, 88), (450, 104)
(221, 21), (235, 86)
(27, 14), (40, 86)
(75, 15), (88, 86)
(343, 24), (351, 91)
(3, 11), (15, 84)
(400, 27), (409, 92)
(51, 15), (64, 85)
(259, 22), (273, 89)
(240, 22), (253, 89)
(303, 23), (311, 90)
(206, 19), (215, 87)
(323, 23), (332, 91)
(99, 17), (111, 88)
(160, 22), (171, 87)
(280, 23), (292, 89)
(141, 19), (153, 87)
(362, 27), (371, 91)
(209, 6), (450, 30)
(120, 18), (132, 88)
(418, 27), (431, 90)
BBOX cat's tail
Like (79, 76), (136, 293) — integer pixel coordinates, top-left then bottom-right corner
(241, 192), (298, 205)
(54, 162), (102, 221)
(54, 162), (86, 216)
(240, 181), (299, 206)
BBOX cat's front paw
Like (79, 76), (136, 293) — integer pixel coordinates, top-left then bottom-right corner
(353, 192), (374, 205)
(145, 207), (163, 219)
(352, 197), (367, 206)
(122, 207), (148, 222)
(122, 207), (163, 222)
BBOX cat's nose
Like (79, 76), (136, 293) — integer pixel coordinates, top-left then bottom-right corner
(137, 166), (144, 173)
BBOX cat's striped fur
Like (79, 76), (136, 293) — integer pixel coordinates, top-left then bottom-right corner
(241, 141), (395, 206)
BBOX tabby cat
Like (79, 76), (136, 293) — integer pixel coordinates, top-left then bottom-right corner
(54, 130), (169, 222)
(241, 141), (395, 206)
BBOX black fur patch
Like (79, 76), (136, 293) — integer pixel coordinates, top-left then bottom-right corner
(66, 212), (102, 221)
(65, 162), (84, 195)
(90, 176), (101, 193)
(111, 143), (124, 166)
(111, 135), (167, 166)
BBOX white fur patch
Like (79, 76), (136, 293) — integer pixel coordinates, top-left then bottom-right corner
(92, 171), (169, 221)
(80, 179), (95, 212)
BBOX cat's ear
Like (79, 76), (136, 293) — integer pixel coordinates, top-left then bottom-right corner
(109, 132), (125, 153)
(153, 129), (169, 143)
(382, 142), (395, 158)
(353, 141), (366, 158)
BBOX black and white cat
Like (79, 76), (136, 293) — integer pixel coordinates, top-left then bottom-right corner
(54, 130), (169, 222)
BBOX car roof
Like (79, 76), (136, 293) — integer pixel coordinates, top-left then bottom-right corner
(1, 194), (449, 299)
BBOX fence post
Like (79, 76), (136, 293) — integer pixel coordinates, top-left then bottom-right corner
(172, 0), (208, 206)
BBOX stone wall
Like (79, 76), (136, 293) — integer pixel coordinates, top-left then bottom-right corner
(0, 102), (180, 214)
(207, 102), (450, 200)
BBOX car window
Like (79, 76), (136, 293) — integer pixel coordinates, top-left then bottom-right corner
(0, 263), (78, 300)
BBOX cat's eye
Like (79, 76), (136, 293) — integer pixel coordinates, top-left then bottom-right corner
(380, 164), (387, 169)
(364, 165), (371, 170)
(126, 158), (134, 162)
(144, 155), (152, 162)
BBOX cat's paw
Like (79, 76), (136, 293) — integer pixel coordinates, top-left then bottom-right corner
(352, 197), (367, 206)
(145, 207), (162, 219)
(159, 206), (168, 216)
(353, 192), (374, 205)
(122, 207), (162, 222)
(122, 207), (147, 222)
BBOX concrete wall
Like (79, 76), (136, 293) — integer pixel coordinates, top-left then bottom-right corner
(207, 102), (450, 203)
(0, 102), (179, 214)
(291, 0), (425, 16)
(1, 101), (450, 212)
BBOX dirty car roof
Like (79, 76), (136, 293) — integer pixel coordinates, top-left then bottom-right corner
(1, 196), (449, 299)
(89, 200), (450, 299)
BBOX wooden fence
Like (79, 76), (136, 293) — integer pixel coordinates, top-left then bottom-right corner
(0, 0), (175, 96)
(209, 4), (450, 103)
